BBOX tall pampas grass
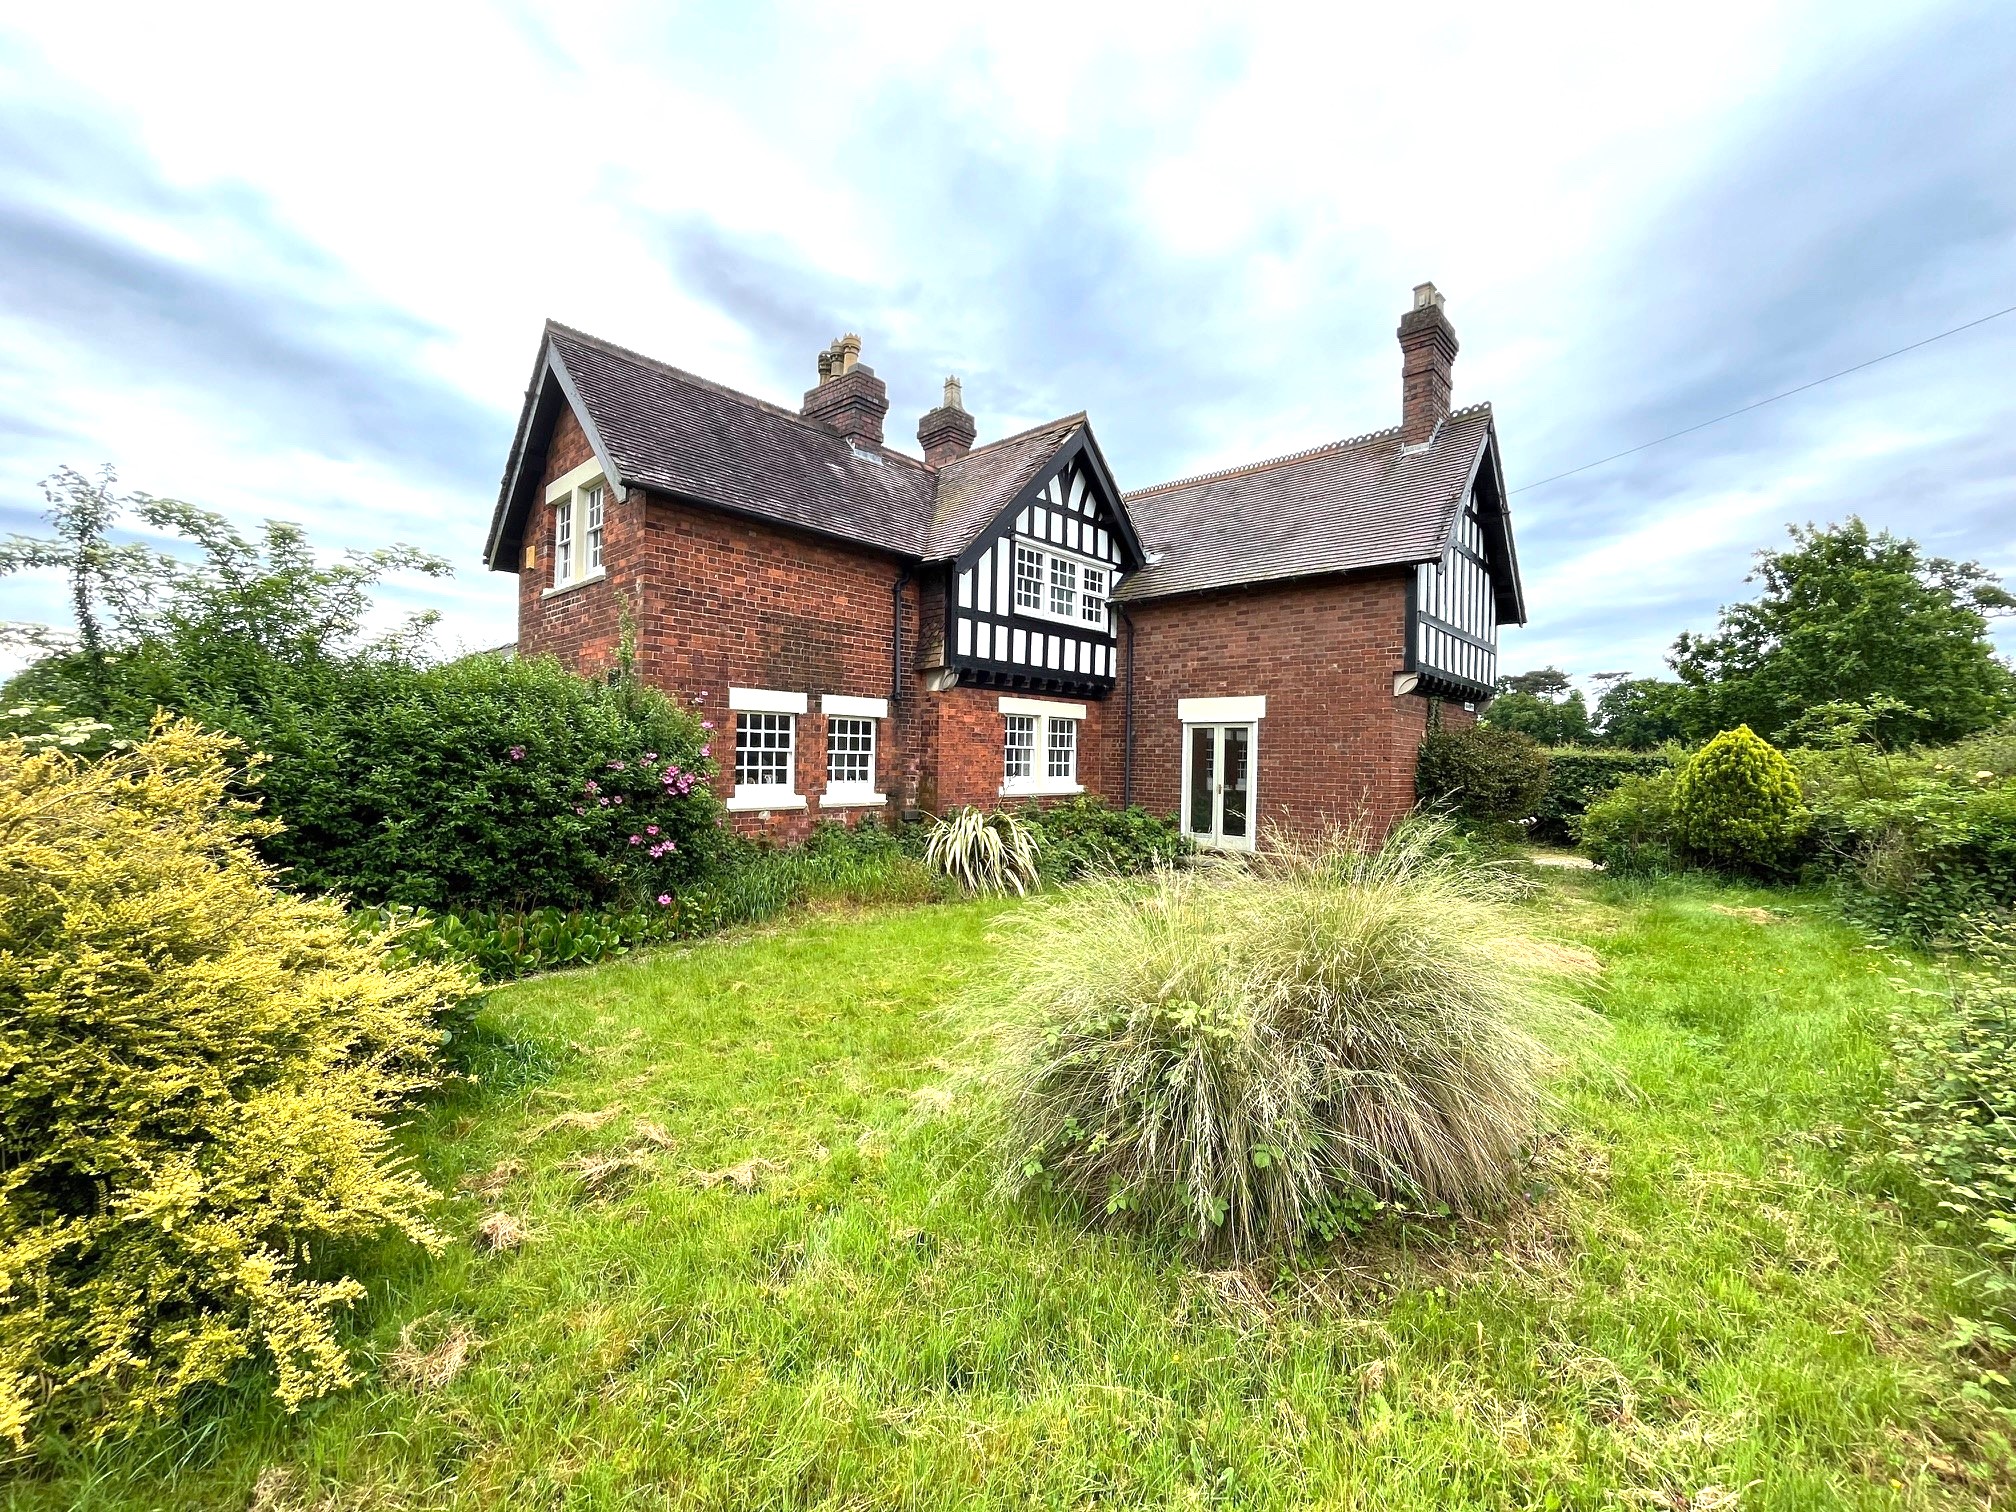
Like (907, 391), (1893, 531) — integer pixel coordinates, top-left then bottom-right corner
(964, 816), (1601, 1260)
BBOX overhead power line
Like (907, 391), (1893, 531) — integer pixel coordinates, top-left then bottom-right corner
(1511, 300), (2016, 495)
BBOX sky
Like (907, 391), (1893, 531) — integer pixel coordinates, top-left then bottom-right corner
(1, 0), (2012, 686)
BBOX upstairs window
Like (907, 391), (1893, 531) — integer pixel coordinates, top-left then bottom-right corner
(1048, 556), (1078, 619)
(545, 463), (609, 590)
(1080, 565), (1107, 626)
(1011, 538), (1115, 632)
(1014, 543), (1045, 612)
(584, 483), (605, 572)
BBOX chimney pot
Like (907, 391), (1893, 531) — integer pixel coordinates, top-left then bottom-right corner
(918, 372), (978, 468)
(1396, 282), (1459, 445)
(802, 333), (889, 445)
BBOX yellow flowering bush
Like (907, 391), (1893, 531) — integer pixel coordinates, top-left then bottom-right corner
(0, 721), (474, 1448)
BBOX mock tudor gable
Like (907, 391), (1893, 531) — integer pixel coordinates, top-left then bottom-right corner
(486, 287), (1528, 846)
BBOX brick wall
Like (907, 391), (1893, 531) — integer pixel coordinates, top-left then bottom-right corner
(1110, 571), (1443, 839)
(925, 684), (1112, 813)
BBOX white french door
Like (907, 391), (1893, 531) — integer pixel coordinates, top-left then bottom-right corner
(1181, 722), (1256, 851)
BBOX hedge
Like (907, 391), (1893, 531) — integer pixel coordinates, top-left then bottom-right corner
(1534, 748), (1677, 842)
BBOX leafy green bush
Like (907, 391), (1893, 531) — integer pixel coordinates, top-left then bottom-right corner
(0, 472), (721, 912)
(1417, 724), (1549, 824)
(1021, 796), (1193, 881)
(926, 808), (1042, 896)
(1576, 770), (1684, 875)
(967, 819), (1599, 1260)
(1874, 922), (2016, 1367)
(1533, 748), (1676, 843)
(0, 722), (474, 1447)
(1670, 726), (1807, 871)
(262, 653), (721, 911)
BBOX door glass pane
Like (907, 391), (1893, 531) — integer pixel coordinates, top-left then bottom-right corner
(1222, 725), (1251, 840)
(1187, 725), (1215, 836)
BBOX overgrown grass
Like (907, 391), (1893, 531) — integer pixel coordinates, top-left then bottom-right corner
(967, 825), (1600, 1259)
(10, 872), (2013, 1508)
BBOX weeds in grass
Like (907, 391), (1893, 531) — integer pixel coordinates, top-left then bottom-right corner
(964, 817), (1602, 1260)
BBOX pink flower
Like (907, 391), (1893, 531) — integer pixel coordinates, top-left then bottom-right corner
(608, 760), (627, 771)
(584, 779), (600, 793)
(573, 805), (584, 814)
(701, 720), (714, 731)
(644, 751), (658, 761)
(508, 745), (525, 761)
(629, 834), (642, 845)
(699, 745), (711, 758)
(612, 796), (624, 805)
(598, 797), (610, 807)
(646, 824), (659, 836)
(657, 894), (672, 906)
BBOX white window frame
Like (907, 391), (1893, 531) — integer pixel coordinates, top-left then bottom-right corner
(544, 460), (610, 594)
(818, 693), (888, 808)
(999, 695), (1086, 798)
(726, 687), (808, 811)
(1010, 535), (1112, 631)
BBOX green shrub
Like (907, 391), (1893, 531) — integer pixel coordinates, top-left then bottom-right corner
(248, 654), (721, 911)
(1533, 748), (1677, 843)
(967, 819), (1599, 1261)
(1576, 770), (1684, 875)
(925, 808), (1042, 896)
(1874, 921), (2016, 1361)
(1417, 724), (1549, 824)
(0, 722), (474, 1447)
(1670, 725), (1807, 870)
(1021, 796), (1193, 882)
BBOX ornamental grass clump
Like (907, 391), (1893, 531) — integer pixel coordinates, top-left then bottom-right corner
(0, 721), (474, 1449)
(968, 818), (1600, 1261)
(924, 807), (1041, 896)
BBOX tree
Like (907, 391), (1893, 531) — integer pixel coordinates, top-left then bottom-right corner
(1671, 518), (2015, 747)
(1483, 667), (1592, 745)
(1590, 676), (1702, 749)
(1498, 666), (1573, 699)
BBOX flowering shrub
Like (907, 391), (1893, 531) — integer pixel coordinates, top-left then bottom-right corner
(0, 721), (473, 1447)
(257, 654), (722, 911)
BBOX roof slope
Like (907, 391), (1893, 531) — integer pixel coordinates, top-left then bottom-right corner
(1116, 405), (1498, 602)
(544, 323), (938, 555)
(924, 414), (1085, 557)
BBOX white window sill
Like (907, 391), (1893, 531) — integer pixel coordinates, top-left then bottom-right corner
(1014, 603), (1110, 633)
(542, 570), (607, 599)
(819, 790), (887, 808)
(725, 790), (807, 813)
(1001, 780), (1084, 799)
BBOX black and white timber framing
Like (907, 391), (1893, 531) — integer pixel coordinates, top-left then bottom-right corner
(944, 432), (1145, 696)
(1405, 444), (1519, 701)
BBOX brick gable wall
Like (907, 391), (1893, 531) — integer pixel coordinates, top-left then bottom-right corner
(1108, 572), (1467, 838)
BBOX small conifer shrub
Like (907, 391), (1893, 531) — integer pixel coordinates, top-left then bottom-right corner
(0, 721), (474, 1448)
(1671, 725), (1808, 870)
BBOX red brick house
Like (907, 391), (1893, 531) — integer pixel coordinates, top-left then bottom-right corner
(482, 284), (1524, 848)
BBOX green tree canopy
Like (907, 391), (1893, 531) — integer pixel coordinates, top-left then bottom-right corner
(1671, 518), (2015, 747)
(1590, 676), (1702, 749)
(1483, 667), (1592, 745)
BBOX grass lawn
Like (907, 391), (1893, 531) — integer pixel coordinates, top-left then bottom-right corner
(14, 871), (2011, 1509)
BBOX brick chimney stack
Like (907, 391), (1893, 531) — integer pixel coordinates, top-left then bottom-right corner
(916, 375), (978, 468)
(803, 332), (889, 447)
(1396, 282), (1458, 445)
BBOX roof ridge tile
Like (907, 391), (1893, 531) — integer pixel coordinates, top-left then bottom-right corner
(1124, 423), (1406, 500)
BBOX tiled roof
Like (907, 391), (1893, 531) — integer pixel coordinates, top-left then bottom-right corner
(924, 414), (1085, 557)
(1115, 405), (1497, 602)
(543, 323), (939, 555)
